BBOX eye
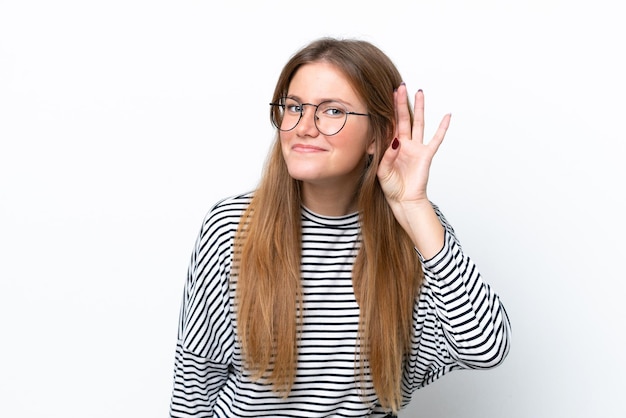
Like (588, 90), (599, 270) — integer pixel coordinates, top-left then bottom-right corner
(284, 98), (302, 114)
(319, 102), (347, 118)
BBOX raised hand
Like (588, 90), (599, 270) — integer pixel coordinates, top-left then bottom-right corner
(376, 83), (451, 257)
(377, 83), (451, 204)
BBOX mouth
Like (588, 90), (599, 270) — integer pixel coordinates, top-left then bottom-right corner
(291, 144), (327, 153)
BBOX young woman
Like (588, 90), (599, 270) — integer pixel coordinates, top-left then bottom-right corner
(169, 37), (511, 417)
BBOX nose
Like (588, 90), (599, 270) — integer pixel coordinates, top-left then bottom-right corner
(295, 104), (319, 137)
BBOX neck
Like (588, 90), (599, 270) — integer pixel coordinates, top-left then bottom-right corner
(301, 181), (359, 217)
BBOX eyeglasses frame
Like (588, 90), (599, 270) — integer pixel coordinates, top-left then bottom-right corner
(269, 97), (370, 136)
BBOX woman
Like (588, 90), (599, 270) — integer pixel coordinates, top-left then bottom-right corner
(169, 37), (511, 417)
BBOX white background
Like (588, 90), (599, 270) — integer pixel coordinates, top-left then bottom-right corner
(1, 1), (624, 417)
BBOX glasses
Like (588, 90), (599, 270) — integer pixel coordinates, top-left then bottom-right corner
(269, 97), (370, 136)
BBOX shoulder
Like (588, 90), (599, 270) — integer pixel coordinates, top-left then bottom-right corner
(197, 191), (254, 238)
(208, 191), (254, 217)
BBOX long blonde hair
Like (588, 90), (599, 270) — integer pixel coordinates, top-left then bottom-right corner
(233, 37), (422, 413)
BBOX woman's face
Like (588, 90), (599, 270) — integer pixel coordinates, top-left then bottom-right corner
(280, 62), (374, 191)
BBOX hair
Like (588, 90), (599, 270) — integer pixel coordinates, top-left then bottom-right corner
(232, 37), (422, 413)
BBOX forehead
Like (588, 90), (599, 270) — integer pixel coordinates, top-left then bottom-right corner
(288, 62), (362, 104)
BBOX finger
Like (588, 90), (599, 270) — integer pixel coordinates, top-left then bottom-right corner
(428, 113), (452, 154)
(392, 88), (399, 139)
(395, 83), (412, 141)
(412, 89), (425, 144)
(377, 137), (401, 180)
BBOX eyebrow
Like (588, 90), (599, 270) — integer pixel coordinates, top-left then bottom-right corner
(284, 94), (359, 108)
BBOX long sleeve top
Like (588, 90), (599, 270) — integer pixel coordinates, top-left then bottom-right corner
(169, 192), (511, 417)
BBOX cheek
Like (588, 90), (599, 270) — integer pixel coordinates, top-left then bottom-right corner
(334, 128), (372, 155)
(328, 141), (369, 169)
(279, 132), (290, 153)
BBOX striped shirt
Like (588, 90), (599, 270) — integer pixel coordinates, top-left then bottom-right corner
(170, 192), (511, 417)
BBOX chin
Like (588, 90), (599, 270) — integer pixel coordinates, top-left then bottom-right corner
(285, 163), (323, 182)
(287, 171), (321, 183)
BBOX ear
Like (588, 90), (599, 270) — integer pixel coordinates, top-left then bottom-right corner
(366, 138), (376, 155)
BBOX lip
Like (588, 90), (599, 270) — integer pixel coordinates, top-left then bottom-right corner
(291, 143), (327, 153)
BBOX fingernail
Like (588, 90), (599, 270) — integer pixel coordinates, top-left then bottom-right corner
(418, 89), (423, 93)
(392, 138), (399, 150)
(400, 82), (406, 86)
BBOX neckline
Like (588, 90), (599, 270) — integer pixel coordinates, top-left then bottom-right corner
(301, 206), (360, 227)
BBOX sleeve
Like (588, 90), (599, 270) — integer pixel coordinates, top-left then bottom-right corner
(402, 204), (512, 395)
(169, 208), (236, 417)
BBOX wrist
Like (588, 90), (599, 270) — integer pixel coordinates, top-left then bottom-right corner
(393, 198), (445, 259)
(398, 197), (432, 213)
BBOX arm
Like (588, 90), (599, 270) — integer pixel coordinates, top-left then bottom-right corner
(417, 205), (511, 368)
(377, 84), (510, 398)
(400, 205), (511, 398)
(170, 207), (236, 417)
(170, 343), (229, 417)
